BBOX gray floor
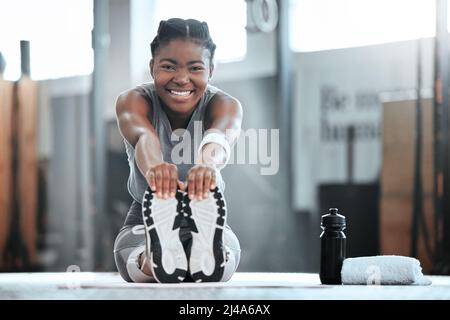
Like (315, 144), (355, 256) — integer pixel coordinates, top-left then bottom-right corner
(1, 272), (450, 300)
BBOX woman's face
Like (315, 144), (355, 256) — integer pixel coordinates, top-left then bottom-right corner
(150, 38), (213, 115)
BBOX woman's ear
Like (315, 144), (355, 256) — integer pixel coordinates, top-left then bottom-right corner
(149, 59), (154, 78)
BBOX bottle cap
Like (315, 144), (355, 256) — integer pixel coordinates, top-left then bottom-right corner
(321, 208), (346, 228)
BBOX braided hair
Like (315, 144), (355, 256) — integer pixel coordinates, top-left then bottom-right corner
(150, 18), (217, 63)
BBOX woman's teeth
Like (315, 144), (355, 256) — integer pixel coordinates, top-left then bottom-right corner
(170, 90), (192, 96)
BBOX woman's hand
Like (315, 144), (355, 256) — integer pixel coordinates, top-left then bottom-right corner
(185, 164), (217, 201)
(145, 162), (184, 199)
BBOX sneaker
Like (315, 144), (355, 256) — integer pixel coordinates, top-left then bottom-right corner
(141, 187), (188, 283)
(183, 187), (227, 282)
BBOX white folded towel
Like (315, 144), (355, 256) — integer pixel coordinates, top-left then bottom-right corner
(341, 255), (432, 285)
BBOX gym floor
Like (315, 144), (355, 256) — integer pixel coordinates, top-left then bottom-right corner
(1, 272), (450, 300)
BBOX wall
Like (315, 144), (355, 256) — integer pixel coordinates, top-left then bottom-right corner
(45, 91), (92, 271)
(36, 76), (93, 271)
(293, 38), (435, 213)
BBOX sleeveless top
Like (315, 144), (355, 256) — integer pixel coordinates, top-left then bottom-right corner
(123, 82), (226, 203)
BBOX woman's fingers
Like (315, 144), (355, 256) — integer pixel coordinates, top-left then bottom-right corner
(187, 171), (196, 200)
(155, 170), (163, 198)
(148, 164), (216, 200)
(203, 170), (212, 198)
(148, 163), (179, 198)
(186, 165), (217, 200)
(162, 168), (170, 199)
(195, 170), (205, 200)
(147, 170), (156, 191)
(169, 170), (178, 197)
(210, 172), (216, 190)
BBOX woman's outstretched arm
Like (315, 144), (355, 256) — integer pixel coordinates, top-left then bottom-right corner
(186, 92), (243, 200)
(116, 90), (182, 198)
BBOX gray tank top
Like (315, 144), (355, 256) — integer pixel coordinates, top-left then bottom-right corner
(123, 82), (225, 203)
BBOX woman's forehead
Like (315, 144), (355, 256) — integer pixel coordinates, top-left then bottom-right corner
(155, 39), (211, 62)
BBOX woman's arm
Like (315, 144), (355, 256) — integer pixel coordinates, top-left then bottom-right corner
(200, 92), (243, 166)
(116, 90), (181, 198)
(186, 92), (243, 200)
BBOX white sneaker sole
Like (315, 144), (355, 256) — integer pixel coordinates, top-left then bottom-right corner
(185, 187), (227, 282)
(142, 188), (187, 283)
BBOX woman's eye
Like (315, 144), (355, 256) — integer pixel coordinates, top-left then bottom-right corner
(161, 65), (175, 70)
(191, 66), (204, 71)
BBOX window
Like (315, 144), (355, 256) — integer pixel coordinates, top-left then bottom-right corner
(152, 0), (247, 63)
(289, 0), (437, 52)
(0, 0), (93, 80)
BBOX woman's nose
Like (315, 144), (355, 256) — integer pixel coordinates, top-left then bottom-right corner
(172, 70), (189, 85)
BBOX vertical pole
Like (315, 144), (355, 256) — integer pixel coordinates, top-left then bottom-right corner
(412, 39), (423, 259)
(91, 0), (109, 270)
(277, 0), (293, 212)
(433, 0), (450, 274)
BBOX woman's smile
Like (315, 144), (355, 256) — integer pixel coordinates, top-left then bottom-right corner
(166, 88), (195, 97)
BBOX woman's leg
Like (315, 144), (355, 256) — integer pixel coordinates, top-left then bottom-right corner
(221, 225), (241, 282)
(113, 224), (155, 282)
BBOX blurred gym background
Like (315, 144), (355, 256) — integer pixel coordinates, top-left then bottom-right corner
(0, 0), (449, 275)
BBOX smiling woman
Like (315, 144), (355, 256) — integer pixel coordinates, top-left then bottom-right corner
(113, 18), (243, 284)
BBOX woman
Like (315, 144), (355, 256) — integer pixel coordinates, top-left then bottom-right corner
(113, 18), (243, 283)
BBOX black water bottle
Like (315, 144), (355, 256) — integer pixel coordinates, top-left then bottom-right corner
(320, 208), (346, 284)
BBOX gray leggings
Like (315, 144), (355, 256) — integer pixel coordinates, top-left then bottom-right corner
(113, 223), (241, 283)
